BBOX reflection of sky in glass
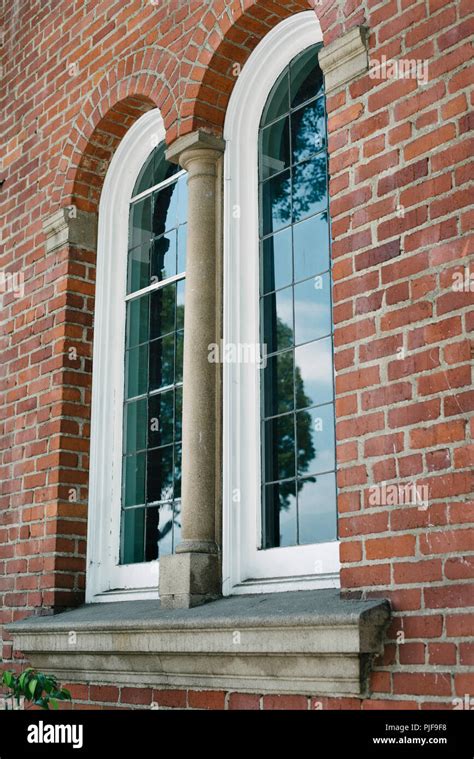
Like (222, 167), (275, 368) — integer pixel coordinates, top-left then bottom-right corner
(259, 44), (336, 549)
(298, 473), (337, 544)
(295, 337), (334, 409)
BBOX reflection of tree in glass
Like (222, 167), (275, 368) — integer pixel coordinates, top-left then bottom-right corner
(292, 98), (325, 165)
(269, 319), (316, 513)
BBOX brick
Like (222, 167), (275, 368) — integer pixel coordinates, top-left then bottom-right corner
(393, 673), (451, 696)
(262, 695), (308, 710)
(228, 693), (261, 710)
(188, 690), (226, 710)
(404, 124), (456, 161)
(366, 535), (416, 560)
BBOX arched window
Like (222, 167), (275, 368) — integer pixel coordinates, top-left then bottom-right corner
(223, 12), (339, 594)
(87, 110), (187, 601)
(122, 144), (187, 565)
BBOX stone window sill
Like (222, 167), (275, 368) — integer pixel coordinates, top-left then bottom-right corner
(9, 589), (390, 697)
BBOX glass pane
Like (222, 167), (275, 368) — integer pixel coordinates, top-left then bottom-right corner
(124, 399), (147, 454)
(294, 271), (331, 345)
(148, 390), (174, 449)
(260, 69), (289, 127)
(123, 453), (146, 507)
(145, 503), (174, 561)
(129, 196), (152, 249)
(150, 284), (176, 340)
(297, 402), (335, 477)
(149, 335), (175, 392)
(127, 243), (151, 294)
(132, 143), (180, 198)
(261, 170), (291, 236)
(298, 472), (337, 544)
(295, 336), (334, 409)
(262, 481), (297, 548)
(175, 387), (183, 442)
(263, 413), (296, 483)
(126, 296), (149, 348)
(291, 97), (326, 164)
(151, 231), (177, 283)
(125, 344), (148, 399)
(121, 507), (145, 563)
(147, 445), (174, 503)
(176, 330), (184, 383)
(293, 153), (327, 223)
(152, 143), (180, 189)
(173, 500), (182, 549)
(153, 182), (179, 236)
(177, 224), (187, 274)
(262, 286), (293, 354)
(176, 280), (185, 330)
(177, 175), (188, 225)
(132, 150), (155, 198)
(263, 351), (294, 418)
(290, 45), (323, 109)
(293, 213), (329, 282)
(261, 228), (292, 294)
(174, 444), (182, 499)
(260, 116), (290, 180)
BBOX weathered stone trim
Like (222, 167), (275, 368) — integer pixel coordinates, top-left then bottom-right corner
(318, 26), (369, 94)
(9, 591), (390, 697)
(43, 207), (97, 253)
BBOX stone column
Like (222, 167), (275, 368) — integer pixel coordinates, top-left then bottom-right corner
(159, 130), (225, 609)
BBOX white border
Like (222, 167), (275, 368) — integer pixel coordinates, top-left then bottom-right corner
(222, 12), (340, 596)
(86, 110), (163, 603)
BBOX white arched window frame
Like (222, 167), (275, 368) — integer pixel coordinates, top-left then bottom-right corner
(87, 109), (171, 602)
(223, 11), (340, 595)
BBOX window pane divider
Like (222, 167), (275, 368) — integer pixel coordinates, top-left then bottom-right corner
(125, 271), (186, 302)
(130, 169), (187, 204)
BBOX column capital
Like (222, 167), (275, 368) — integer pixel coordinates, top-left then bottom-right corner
(318, 26), (369, 94)
(165, 129), (225, 170)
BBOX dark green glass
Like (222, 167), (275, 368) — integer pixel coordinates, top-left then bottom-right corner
(127, 243), (151, 294)
(124, 398), (147, 454)
(261, 227), (292, 294)
(262, 481), (297, 548)
(261, 170), (291, 236)
(263, 351), (294, 418)
(149, 335), (175, 392)
(260, 69), (289, 127)
(125, 344), (148, 399)
(129, 196), (152, 250)
(151, 231), (177, 283)
(260, 116), (290, 181)
(177, 224), (187, 274)
(147, 444), (174, 503)
(290, 45), (323, 109)
(121, 506), (145, 564)
(175, 387), (183, 442)
(126, 296), (149, 349)
(153, 182), (179, 236)
(263, 413), (296, 483)
(150, 284), (176, 340)
(261, 286), (293, 354)
(148, 390), (174, 449)
(123, 453), (146, 507)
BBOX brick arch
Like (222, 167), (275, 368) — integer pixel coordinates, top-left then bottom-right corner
(51, 56), (178, 212)
(176, 0), (342, 139)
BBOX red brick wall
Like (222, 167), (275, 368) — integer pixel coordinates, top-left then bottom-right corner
(1, 0), (473, 709)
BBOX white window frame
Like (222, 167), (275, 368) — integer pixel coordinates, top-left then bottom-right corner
(222, 12), (340, 596)
(86, 109), (167, 603)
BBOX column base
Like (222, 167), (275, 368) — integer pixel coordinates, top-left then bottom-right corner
(159, 552), (221, 609)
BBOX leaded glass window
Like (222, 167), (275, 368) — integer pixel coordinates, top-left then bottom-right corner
(259, 44), (337, 549)
(121, 143), (187, 564)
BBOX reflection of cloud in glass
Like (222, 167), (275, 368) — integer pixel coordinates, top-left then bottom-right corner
(295, 337), (334, 407)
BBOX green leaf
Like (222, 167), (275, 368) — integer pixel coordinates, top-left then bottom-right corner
(2, 671), (13, 688)
(28, 679), (38, 698)
(50, 698), (58, 710)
